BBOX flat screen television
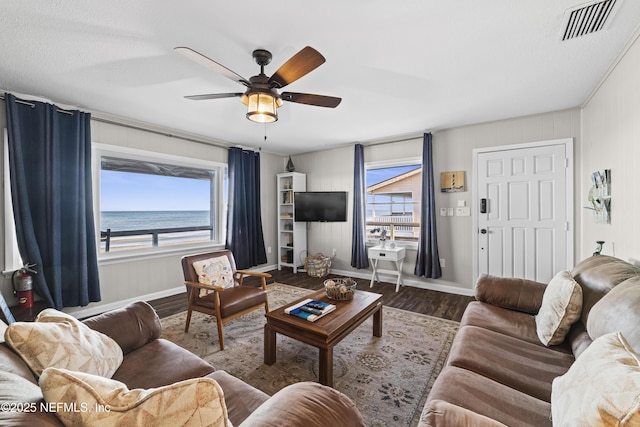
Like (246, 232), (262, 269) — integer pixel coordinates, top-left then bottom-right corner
(294, 191), (348, 222)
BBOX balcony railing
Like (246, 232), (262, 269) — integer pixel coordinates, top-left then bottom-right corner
(366, 216), (419, 241)
(101, 225), (213, 252)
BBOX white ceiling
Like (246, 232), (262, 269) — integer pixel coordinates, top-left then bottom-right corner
(2, 1), (639, 155)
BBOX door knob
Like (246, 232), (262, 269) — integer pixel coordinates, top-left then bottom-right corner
(480, 228), (487, 234)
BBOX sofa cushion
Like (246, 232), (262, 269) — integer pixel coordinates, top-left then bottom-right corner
(427, 366), (552, 427)
(447, 325), (574, 402)
(571, 254), (640, 326)
(193, 256), (235, 289)
(82, 300), (161, 355)
(551, 332), (640, 426)
(535, 271), (582, 346)
(459, 302), (572, 354)
(474, 275), (547, 314)
(4, 309), (123, 378)
(587, 277), (640, 352)
(196, 286), (268, 318)
(40, 367), (231, 427)
(112, 338), (214, 390)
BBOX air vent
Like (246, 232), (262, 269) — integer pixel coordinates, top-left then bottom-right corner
(562, 0), (618, 41)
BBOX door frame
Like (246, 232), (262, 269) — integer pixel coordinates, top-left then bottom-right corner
(472, 138), (574, 283)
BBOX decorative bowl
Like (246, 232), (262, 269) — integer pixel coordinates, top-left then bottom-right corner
(323, 278), (357, 301)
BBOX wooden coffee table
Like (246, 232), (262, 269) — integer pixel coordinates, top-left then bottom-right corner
(264, 288), (383, 387)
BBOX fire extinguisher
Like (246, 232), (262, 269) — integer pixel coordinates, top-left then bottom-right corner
(12, 263), (37, 309)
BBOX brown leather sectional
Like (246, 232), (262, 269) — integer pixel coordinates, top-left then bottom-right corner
(0, 301), (364, 426)
(420, 255), (640, 426)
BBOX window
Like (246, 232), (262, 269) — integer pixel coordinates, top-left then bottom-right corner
(95, 145), (227, 256)
(365, 159), (422, 245)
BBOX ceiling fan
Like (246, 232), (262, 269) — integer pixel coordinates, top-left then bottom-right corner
(174, 46), (342, 123)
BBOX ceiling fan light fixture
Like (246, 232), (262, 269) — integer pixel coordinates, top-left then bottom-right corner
(246, 92), (278, 123)
(177, 46), (341, 122)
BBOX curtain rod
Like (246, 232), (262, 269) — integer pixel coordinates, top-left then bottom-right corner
(362, 133), (425, 148)
(0, 94), (74, 115)
(91, 117), (230, 149)
(0, 94), (229, 149)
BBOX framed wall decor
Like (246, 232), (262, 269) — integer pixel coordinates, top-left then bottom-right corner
(440, 171), (465, 193)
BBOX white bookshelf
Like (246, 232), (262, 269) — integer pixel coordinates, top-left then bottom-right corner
(277, 172), (307, 273)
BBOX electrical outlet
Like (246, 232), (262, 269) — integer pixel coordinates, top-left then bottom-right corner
(440, 258), (445, 268)
(440, 208), (447, 216)
(332, 248), (337, 257)
(447, 208), (454, 216)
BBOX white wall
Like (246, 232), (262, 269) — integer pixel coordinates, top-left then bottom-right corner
(581, 29), (640, 263)
(294, 108), (581, 293)
(0, 107), (282, 317)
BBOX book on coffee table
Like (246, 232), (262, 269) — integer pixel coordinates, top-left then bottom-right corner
(284, 299), (336, 322)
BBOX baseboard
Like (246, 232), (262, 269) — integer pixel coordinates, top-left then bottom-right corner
(258, 264), (278, 274)
(329, 268), (475, 297)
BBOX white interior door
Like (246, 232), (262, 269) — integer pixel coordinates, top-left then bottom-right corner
(475, 139), (573, 283)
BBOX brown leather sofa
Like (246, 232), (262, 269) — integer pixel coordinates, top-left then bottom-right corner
(0, 300), (364, 426)
(420, 255), (640, 426)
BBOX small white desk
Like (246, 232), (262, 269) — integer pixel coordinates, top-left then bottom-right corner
(368, 245), (406, 292)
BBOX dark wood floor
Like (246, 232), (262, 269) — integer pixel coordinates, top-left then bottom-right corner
(149, 268), (475, 322)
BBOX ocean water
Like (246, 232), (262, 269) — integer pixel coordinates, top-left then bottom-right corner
(101, 210), (211, 231)
(100, 211), (213, 251)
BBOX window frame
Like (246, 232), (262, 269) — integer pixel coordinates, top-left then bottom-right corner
(364, 157), (422, 249)
(93, 143), (227, 263)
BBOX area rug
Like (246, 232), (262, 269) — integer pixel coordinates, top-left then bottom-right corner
(160, 283), (459, 427)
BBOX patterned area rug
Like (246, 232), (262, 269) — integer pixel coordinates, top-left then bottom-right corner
(160, 283), (458, 427)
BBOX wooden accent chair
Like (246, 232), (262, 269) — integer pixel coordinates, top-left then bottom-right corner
(181, 250), (271, 350)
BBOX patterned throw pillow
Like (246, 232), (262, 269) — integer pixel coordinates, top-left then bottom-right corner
(535, 270), (583, 346)
(4, 309), (123, 378)
(193, 256), (235, 289)
(40, 368), (232, 427)
(551, 332), (640, 425)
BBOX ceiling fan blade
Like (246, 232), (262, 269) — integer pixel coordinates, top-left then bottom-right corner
(184, 93), (243, 100)
(281, 92), (342, 108)
(174, 47), (250, 87)
(268, 46), (326, 89)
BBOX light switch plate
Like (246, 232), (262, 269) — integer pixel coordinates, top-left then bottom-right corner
(447, 208), (454, 216)
(440, 208), (447, 216)
(456, 207), (471, 216)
